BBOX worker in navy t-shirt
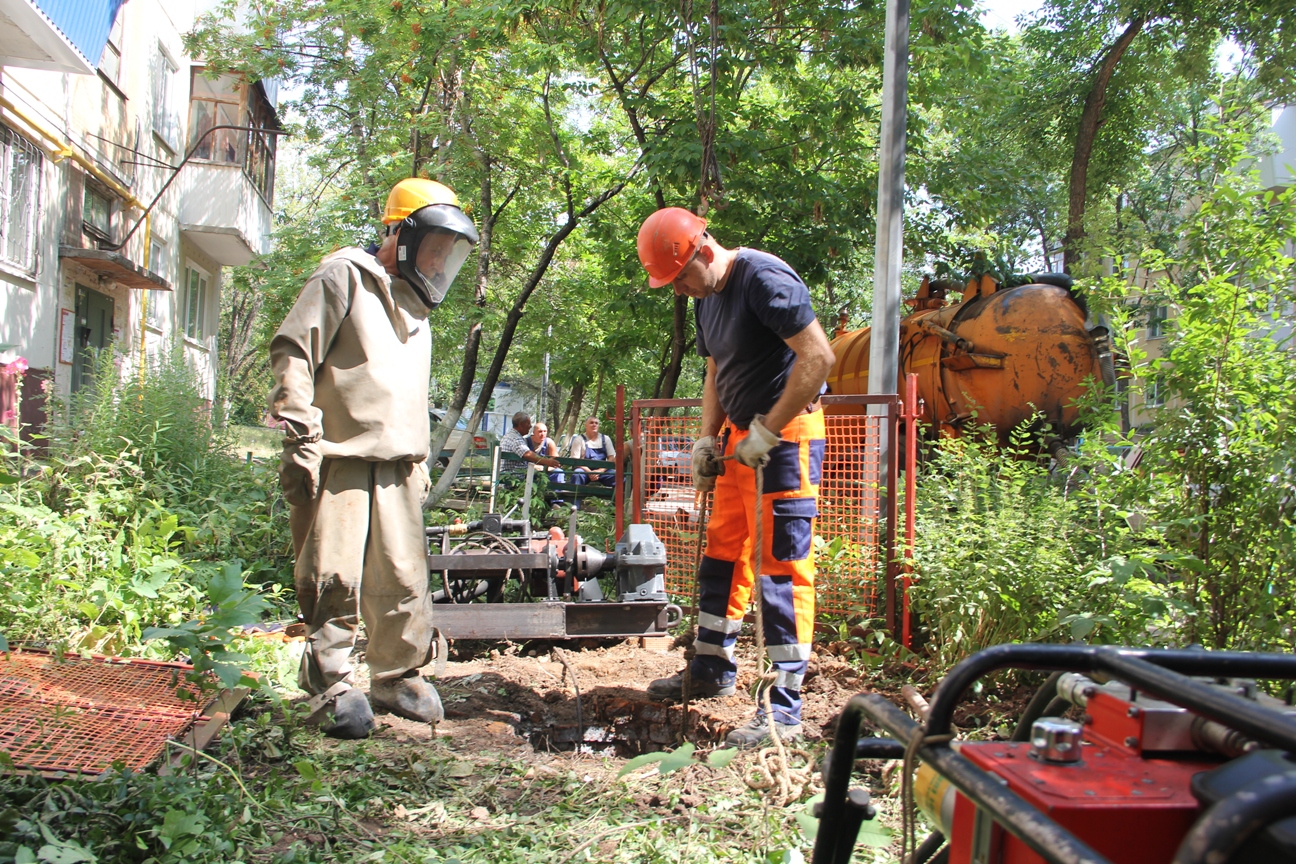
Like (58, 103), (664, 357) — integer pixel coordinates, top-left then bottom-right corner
(635, 208), (835, 750)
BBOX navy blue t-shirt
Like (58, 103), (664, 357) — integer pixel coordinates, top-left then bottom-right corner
(695, 249), (817, 428)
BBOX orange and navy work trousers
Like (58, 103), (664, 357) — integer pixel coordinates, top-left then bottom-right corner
(691, 409), (825, 724)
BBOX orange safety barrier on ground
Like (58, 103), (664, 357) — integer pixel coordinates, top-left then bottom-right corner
(0, 650), (211, 775)
(627, 395), (902, 624)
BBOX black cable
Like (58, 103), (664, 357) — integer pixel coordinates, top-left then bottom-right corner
(1172, 772), (1296, 864)
(1011, 672), (1065, 742)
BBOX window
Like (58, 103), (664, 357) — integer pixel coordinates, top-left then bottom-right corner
(146, 238), (167, 328)
(83, 184), (113, 240)
(186, 68), (279, 204)
(184, 263), (208, 340)
(0, 124), (42, 273)
(152, 47), (179, 151)
(1148, 304), (1168, 339)
(244, 83), (279, 204)
(1147, 374), (1166, 408)
(98, 12), (125, 88)
(188, 70), (244, 163)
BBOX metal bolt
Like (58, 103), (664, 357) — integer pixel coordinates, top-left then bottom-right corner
(1127, 706), (1141, 718)
(1124, 736), (1140, 748)
(1142, 778), (1154, 784)
(1081, 713), (1093, 725)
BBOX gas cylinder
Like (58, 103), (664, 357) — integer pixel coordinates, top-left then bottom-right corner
(828, 274), (1104, 442)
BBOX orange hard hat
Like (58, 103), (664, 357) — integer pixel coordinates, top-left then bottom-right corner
(636, 208), (708, 288)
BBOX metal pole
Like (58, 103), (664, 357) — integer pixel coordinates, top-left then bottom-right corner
(539, 325), (552, 424)
(867, 0), (910, 523)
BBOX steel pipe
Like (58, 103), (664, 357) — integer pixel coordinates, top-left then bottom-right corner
(924, 644), (1296, 737)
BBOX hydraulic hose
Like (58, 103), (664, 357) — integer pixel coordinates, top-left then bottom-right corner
(1172, 772), (1296, 864)
(1010, 672), (1065, 742)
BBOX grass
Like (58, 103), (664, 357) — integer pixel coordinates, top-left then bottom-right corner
(0, 688), (908, 864)
(231, 425), (286, 462)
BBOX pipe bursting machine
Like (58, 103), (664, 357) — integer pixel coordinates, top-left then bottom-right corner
(813, 643), (1296, 864)
(425, 512), (683, 642)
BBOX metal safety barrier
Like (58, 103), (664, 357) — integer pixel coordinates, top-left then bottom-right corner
(622, 395), (904, 626)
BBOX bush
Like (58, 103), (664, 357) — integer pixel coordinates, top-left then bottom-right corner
(0, 349), (292, 660)
(909, 426), (1173, 672)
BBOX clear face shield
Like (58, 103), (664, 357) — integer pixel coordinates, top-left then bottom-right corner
(395, 224), (476, 309)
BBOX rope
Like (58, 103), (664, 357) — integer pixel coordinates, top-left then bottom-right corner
(679, 491), (711, 742)
(900, 728), (956, 863)
(741, 460), (809, 806)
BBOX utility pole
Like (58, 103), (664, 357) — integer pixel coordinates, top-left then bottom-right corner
(539, 325), (552, 424)
(868, 0), (910, 404)
(867, 0), (910, 633)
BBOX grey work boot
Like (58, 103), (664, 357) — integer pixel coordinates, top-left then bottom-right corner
(318, 687), (375, 740)
(724, 716), (803, 750)
(370, 675), (445, 724)
(646, 669), (736, 702)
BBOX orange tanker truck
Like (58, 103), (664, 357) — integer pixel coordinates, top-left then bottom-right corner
(827, 272), (1117, 446)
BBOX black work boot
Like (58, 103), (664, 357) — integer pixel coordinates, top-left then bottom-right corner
(320, 687), (375, 740)
(646, 669), (736, 702)
(724, 715), (804, 750)
(370, 675), (445, 723)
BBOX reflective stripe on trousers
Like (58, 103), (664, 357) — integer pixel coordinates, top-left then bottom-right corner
(691, 409), (825, 724)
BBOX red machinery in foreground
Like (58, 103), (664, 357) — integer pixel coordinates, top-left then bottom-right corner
(813, 644), (1296, 864)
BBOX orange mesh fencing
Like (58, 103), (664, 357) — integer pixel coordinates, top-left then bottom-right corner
(0, 650), (210, 775)
(629, 398), (896, 620)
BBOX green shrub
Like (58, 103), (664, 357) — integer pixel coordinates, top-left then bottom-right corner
(909, 426), (1173, 672)
(0, 349), (292, 663)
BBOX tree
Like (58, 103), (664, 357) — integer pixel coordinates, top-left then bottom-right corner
(1020, 0), (1296, 272)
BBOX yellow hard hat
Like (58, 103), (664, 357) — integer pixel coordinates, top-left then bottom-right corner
(383, 178), (462, 225)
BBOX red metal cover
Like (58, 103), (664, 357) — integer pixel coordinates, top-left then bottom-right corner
(948, 740), (1215, 864)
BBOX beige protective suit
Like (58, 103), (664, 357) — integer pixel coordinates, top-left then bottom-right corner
(269, 248), (434, 696)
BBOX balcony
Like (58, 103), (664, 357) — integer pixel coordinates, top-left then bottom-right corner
(0, 0), (125, 75)
(178, 160), (272, 267)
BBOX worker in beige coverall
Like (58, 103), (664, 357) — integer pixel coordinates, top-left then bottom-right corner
(269, 178), (479, 739)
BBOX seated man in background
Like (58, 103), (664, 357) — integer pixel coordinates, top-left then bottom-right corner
(568, 416), (617, 489)
(499, 411), (562, 488)
(526, 421), (565, 485)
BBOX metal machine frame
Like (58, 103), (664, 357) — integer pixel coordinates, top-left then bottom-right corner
(813, 644), (1296, 864)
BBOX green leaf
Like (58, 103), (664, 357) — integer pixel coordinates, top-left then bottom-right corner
(0, 472), (19, 484)
(207, 563), (244, 605)
(617, 751), (668, 778)
(855, 814), (893, 847)
(706, 747), (738, 768)
(294, 759), (318, 781)
(654, 743), (698, 775)
(795, 793), (823, 842)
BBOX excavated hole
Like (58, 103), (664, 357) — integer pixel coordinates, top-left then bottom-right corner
(521, 696), (732, 757)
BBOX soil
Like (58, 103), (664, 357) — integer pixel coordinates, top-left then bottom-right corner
(348, 636), (885, 756)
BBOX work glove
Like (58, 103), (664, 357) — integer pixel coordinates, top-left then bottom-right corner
(691, 435), (725, 492)
(280, 437), (323, 507)
(734, 415), (781, 468)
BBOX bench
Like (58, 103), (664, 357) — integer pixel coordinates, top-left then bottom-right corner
(499, 451), (620, 500)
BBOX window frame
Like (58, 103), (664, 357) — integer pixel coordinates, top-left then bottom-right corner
(151, 45), (180, 152)
(97, 12), (126, 95)
(145, 238), (168, 330)
(1147, 304), (1169, 340)
(183, 261), (210, 342)
(0, 124), (43, 276)
(82, 182), (115, 242)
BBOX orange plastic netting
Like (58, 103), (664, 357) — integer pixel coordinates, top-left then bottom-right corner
(634, 408), (889, 619)
(0, 651), (209, 775)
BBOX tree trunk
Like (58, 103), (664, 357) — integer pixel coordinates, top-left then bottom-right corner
(655, 295), (689, 405)
(1062, 14), (1146, 274)
(428, 179), (629, 504)
(590, 367), (605, 421)
(559, 382), (586, 440)
(428, 323), (481, 462)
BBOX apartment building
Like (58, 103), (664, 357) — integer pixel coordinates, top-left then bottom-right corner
(0, 0), (279, 433)
(1122, 104), (1296, 429)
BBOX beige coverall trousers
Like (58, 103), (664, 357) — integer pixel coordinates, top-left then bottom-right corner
(290, 457), (433, 695)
